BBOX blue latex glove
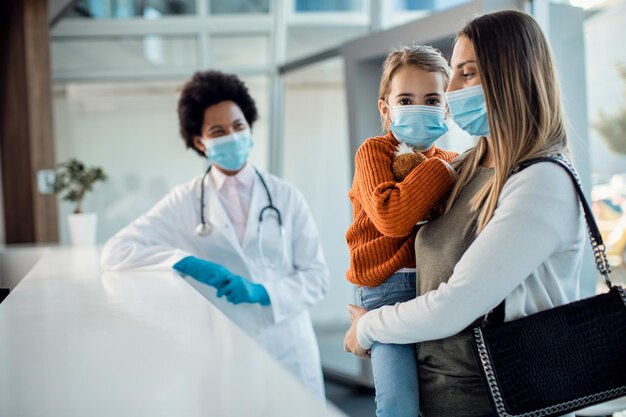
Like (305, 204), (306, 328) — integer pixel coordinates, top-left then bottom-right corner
(216, 275), (270, 306)
(172, 256), (232, 289)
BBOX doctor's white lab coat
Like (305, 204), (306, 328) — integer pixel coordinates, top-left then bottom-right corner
(100, 169), (330, 398)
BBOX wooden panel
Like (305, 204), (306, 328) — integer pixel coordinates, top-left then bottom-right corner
(24, 0), (58, 243)
(0, 0), (58, 244)
(0, 0), (35, 243)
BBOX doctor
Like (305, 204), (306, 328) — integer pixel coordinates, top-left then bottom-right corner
(101, 70), (330, 398)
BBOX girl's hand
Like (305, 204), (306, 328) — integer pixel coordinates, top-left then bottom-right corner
(343, 304), (371, 359)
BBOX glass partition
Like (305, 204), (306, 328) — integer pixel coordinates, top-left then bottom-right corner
(51, 36), (197, 74)
(281, 56), (359, 377)
(209, 0), (270, 14)
(286, 26), (368, 61)
(65, 0), (197, 19)
(295, 0), (363, 12)
(209, 34), (270, 69)
(584, 0), (626, 290)
(282, 57), (353, 325)
(381, 0), (472, 28)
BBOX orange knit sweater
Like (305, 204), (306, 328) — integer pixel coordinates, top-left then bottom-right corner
(346, 132), (458, 287)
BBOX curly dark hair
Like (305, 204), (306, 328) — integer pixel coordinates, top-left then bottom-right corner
(177, 70), (258, 157)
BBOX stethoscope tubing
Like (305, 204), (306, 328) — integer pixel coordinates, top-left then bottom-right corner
(199, 165), (282, 227)
(197, 165), (286, 268)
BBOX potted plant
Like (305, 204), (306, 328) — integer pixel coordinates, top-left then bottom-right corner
(54, 158), (108, 246)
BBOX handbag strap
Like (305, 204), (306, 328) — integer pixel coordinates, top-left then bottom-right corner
(481, 154), (612, 328)
(513, 154), (612, 288)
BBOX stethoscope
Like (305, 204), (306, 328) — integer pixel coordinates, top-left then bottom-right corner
(195, 165), (287, 268)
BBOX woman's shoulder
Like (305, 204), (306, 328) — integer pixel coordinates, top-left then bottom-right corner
(504, 160), (575, 196)
(500, 159), (583, 236)
(160, 175), (203, 204)
(173, 175), (203, 193)
(494, 160), (585, 258)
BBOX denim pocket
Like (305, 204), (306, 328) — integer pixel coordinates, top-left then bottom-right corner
(381, 284), (416, 305)
(360, 286), (411, 310)
(358, 273), (416, 310)
(356, 285), (387, 310)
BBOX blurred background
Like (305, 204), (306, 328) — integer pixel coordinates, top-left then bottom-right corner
(1, 0), (625, 415)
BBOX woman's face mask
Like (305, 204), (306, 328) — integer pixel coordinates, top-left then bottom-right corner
(387, 104), (449, 151)
(201, 128), (254, 171)
(445, 84), (490, 138)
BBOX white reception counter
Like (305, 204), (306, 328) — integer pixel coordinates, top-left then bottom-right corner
(0, 247), (345, 417)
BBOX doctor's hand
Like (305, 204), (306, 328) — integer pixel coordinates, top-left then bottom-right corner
(216, 275), (271, 306)
(343, 304), (370, 359)
(172, 256), (232, 289)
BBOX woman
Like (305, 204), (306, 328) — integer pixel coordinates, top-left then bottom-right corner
(344, 10), (585, 417)
(101, 70), (329, 398)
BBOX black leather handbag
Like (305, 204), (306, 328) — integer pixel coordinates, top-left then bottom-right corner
(472, 155), (626, 417)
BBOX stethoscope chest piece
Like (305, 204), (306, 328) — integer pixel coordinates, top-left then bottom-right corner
(195, 222), (213, 236)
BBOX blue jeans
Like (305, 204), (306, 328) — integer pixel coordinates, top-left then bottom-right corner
(355, 272), (418, 417)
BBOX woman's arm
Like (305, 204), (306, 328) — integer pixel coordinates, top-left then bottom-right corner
(101, 185), (193, 271)
(355, 162), (582, 349)
(354, 138), (456, 237)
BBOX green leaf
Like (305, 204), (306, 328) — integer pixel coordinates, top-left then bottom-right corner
(53, 158), (108, 210)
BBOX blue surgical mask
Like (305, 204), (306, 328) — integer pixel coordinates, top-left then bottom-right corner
(445, 84), (490, 137)
(387, 105), (448, 151)
(202, 129), (253, 171)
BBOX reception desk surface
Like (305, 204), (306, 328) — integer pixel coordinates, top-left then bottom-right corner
(0, 247), (345, 417)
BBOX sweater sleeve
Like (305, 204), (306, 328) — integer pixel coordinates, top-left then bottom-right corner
(353, 139), (456, 238)
(356, 162), (583, 349)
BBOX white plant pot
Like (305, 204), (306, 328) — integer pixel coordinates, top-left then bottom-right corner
(67, 213), (97, 247)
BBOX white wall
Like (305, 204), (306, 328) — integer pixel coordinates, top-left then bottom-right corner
(282, 59), (354, 326)
(52, 77), (269, 245)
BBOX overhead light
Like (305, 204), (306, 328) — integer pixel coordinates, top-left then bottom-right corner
(569, 0), (610, 9)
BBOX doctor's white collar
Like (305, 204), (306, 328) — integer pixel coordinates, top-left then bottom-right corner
(209, 163), (256, 190)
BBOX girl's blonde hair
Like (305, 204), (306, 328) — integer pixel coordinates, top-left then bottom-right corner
(378, 44), (451, 130)
(447, 10), (570, 234)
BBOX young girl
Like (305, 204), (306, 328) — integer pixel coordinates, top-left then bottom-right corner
(345, 45), (458, 417)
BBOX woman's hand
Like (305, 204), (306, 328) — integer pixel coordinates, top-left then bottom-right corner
(216, 275), (270, 306)
(173, 256), (231, 288)
(343, 304), (371, 359)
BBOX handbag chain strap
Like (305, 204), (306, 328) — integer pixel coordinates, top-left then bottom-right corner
(512, 154), (612, 288)
(481, 155), (614, 328)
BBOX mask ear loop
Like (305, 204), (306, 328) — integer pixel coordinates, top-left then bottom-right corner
(442, 92), (450, 120)
(440, 97), (448, 119)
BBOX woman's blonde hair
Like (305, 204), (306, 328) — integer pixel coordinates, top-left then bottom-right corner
(447, 10), (570, 234)
(378, 44), (451, 130)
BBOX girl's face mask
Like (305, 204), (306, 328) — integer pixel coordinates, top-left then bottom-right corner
(387, 104), (449, 151)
